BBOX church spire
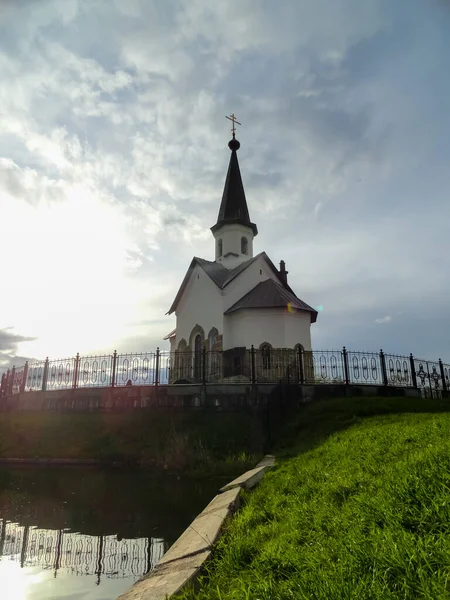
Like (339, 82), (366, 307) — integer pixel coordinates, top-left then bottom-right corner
(211, 119), (258, 236)
(211, 115), (258, 267)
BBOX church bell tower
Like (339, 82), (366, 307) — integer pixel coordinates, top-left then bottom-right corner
(210, 115), (258, 269)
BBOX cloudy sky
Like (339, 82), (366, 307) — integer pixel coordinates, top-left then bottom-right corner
(0, 0), (449, 370)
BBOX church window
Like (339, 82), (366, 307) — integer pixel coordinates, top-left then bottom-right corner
(218, 239), (223, 257)
(241, 236), (248, 255)
(261, 344), (271, 370)
(209, 332), (216, 350)
(208, 327), (219, 351)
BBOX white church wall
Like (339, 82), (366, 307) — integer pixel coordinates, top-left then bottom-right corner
(175, 265), (223, 347)
(224, 308), (311, 350)
(284, 311), (312, 350)
(222, 256), (279, 313)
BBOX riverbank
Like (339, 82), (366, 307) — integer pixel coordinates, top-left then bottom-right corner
(174, 396), (450, 600)
(0, 463), (239, 600)
(0, 409), (264, 470)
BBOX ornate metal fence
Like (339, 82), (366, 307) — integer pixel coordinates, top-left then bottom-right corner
(413, 357), (448, 398)
(1, 346), (449, 398)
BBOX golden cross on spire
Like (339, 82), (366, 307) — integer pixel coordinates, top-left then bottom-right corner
(226, 113), (241, 137)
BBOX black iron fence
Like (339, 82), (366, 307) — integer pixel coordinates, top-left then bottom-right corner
(1, 347), (449, 398)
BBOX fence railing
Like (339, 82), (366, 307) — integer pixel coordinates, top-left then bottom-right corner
(1, 346), (449, 398)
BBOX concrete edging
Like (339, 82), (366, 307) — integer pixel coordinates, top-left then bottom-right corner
(118, 455), (276, 600)
(219, 465), (269, 492)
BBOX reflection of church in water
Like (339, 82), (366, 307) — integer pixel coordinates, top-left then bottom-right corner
(0, 520), (165, 583)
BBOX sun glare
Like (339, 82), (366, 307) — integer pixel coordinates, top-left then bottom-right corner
(0, 183), (146, 359)
(0, 559), (42, 600)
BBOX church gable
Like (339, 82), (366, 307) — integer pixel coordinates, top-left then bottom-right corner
(167, 254), (261, 315)
(172, 263), (223, 347)
(175, 264), (222, 313)
(167, 258), (226, 315)
(222, 253), (279, 312)
(223, 254), (317, 322)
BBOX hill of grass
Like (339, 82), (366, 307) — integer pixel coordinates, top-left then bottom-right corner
(177, 396), (450, 600)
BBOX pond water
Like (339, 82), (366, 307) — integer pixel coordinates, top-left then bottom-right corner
(0, 466), (225, 600)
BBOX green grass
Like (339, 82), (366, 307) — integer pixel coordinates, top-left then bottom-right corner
(176, 396), (450, 600)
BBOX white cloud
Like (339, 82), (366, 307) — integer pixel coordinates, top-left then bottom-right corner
(375, 316), (392, 325)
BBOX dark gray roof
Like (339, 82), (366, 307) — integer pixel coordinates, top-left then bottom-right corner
(224, 278), (318, 322)
(196, 254), (262, 288)
(194, 258), (229, 288)
(210, 139), (257, 236)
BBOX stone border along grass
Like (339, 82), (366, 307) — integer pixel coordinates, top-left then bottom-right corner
(117, 455), (276, 600)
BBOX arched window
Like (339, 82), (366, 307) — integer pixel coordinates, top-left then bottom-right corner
(208, 327), (219, 351)
(261, 344), (271, 370)
(241, 236), (248, 255)
(209, 332), (216, 349)
(217, 239), (223, 257)
(189, 325), (204, 381)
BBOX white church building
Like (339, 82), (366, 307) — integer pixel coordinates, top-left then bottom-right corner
(164, 128), (317, 382)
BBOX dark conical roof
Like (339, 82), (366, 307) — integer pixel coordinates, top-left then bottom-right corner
(211, 137), (258, 236)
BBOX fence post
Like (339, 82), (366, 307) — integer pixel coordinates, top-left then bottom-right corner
(380, 349), (388, 386)
(42, 358), (49, 391)
(73, 353), (80, 389)
(4, 369), (10, 397)
(20, 362), (28, 393)
(409, 354), (418, 389)
(155, 347), (160, 387)
(9, 366), (15, 396)
(251, 345), (256, 384)
(111, 351), (117, 387)
(202, 346), (206, 385)
(298, 346), (305, 384)
(342, 347), (350, 385)
(439, 359), (447, 392)
(426, 361), (433, 396)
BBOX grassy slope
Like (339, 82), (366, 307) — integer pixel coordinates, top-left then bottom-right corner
(177, 396), (450, 600)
